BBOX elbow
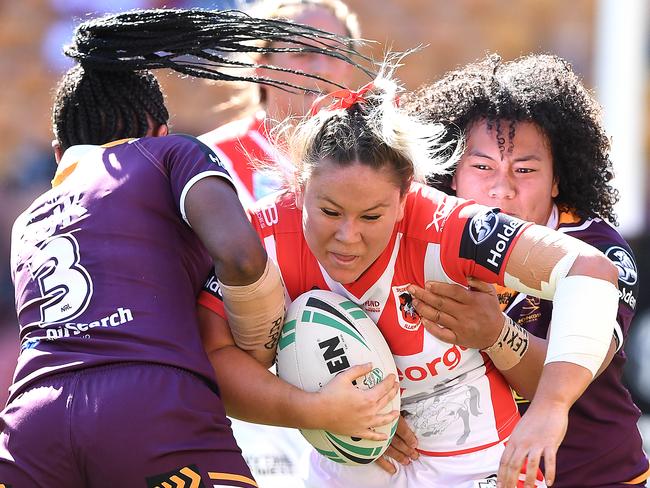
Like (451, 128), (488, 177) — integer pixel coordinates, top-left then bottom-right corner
(215, 246), (269, 286)
(569, 248), (619, 287)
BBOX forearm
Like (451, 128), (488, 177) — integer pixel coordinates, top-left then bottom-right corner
(217, 258), (285, 368)
(506, 228), (619, 378)
(526, 361), (592, 413)
(498, 334), (616, 400)
(209, 344), (324, 429)
(185, 176), (267, 285)
(495, 333), (546, 400)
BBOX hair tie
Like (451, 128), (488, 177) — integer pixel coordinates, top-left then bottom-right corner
(308, 81), (374, 116)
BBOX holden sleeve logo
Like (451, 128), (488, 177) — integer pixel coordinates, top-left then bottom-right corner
(460, 209), (525, 275)
(469, 209), (499, 244)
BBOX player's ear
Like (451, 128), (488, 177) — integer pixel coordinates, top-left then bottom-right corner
(397, 191), (408, 221)
(52, 140), (63, 164)
(295, 189), (304, 210)
(150, 123), (168, 138)
(552, 175), (559, 198)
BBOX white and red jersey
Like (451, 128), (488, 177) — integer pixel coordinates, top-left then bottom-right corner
(200, 183), (533, 456)
(199, 111), (284, 208)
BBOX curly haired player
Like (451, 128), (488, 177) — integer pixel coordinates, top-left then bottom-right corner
(404, 53), (648, 487)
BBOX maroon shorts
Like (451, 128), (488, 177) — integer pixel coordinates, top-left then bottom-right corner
(0, 362), (256, 488)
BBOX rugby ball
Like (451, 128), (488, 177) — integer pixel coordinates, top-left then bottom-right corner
(276, 289), (400, 466)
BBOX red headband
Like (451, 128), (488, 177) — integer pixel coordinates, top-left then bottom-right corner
(308, 81), (375, 116)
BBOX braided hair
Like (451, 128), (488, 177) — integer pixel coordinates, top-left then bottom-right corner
(53, 8), (373, 150)
(404, 53), (619, 224)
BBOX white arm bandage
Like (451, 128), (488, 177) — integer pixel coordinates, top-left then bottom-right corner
(218, 258), (285, 365)
(545, 275), (618, 377)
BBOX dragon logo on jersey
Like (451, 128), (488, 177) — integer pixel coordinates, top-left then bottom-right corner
(606, 246), (637, 286)
(392, 285), (421, 331)
(468, 209), (498, 244)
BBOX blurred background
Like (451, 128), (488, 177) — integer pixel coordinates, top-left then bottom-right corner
(0, 0), (648, 442)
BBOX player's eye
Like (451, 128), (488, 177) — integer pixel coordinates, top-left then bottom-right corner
(362, 215), (381, 221)
(472, 164), (491, 170)
(321, 208), (339, 217)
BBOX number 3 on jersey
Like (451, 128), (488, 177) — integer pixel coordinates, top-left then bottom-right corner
(30, 234), (93, 325)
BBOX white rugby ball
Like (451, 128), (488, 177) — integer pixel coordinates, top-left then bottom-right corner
(276, 289), (400, 466)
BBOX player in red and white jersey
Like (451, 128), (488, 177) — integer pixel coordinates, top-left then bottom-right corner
(200, 111), (278, 208)
(199, 0), (360, 207)
(197, 74), (619, 488)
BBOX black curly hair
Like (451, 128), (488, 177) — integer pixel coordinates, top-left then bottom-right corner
(404, 53), (619, 224)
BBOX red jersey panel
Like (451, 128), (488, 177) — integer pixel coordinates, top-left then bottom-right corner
(199, 111), (284, 208)
(200, 183), (531, 455)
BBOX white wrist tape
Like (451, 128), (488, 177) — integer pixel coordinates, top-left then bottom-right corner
(482, 314), (530, 370)
(545, 275), (618, 377)
(218, 258), (286, 364)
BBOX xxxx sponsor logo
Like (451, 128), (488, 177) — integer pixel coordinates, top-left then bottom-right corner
(146, 465), (204, 488)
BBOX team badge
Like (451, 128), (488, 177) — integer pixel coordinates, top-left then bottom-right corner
(392, 284), (421, 331)
(469, 209), (498, 244)
(606, 246), (637, 286)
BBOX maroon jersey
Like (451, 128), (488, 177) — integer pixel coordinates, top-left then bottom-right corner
(10, 135), (234, 402)
(500, 208), (648, 487)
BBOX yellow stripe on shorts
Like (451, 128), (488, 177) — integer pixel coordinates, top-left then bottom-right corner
(208, 472), (258, 487)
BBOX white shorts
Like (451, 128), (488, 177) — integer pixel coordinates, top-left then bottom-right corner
(230, 418), (311, 488)
(305, 439), (546, 488)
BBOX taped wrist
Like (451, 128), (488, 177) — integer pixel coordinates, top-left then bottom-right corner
(218, 258), (285, 362)
(482, 314), (530, 370)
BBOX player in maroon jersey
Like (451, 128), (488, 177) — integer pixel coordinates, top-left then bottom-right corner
(197, 68), (622, 488)
(0, 8), (376, 487)
(404, 53), (649, 487)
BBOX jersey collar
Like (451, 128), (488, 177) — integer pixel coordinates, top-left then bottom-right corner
(52, 145), (100, 188)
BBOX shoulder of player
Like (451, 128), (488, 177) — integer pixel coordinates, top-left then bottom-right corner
(198, 114), (260, 147)
(399, 183), (473, 240)
(131, 134), (224, 165)
(249, 190), (302, 236)
(130, 133), (205, 153)
(558, 211), (631, 253)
